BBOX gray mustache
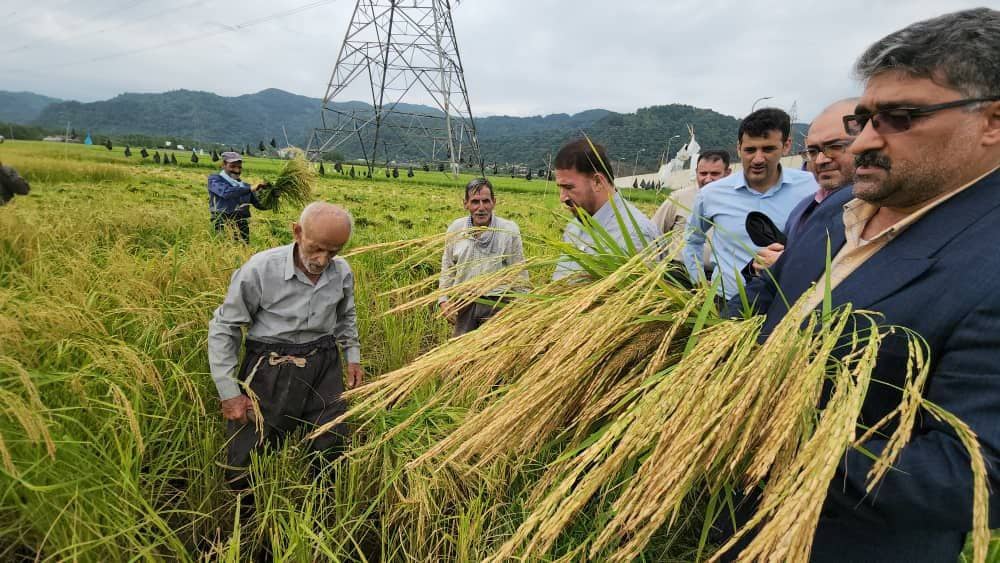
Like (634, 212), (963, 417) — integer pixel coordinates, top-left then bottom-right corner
(855, 151), (892, 171)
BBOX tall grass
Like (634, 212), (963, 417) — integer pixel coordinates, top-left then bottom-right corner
(0, 141), (995, 561)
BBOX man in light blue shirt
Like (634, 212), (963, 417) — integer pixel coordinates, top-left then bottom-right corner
(683, 108), (818, 299)
(551, 138), (661, 281)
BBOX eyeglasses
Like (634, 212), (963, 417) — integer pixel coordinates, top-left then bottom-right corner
(803, 139), (854, 161)
(843, 96), (1000, 136)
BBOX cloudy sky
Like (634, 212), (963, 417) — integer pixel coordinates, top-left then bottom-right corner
(0, 0), (989, 121)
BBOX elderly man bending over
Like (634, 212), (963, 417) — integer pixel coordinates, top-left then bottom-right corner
(208, 202), (364, 488)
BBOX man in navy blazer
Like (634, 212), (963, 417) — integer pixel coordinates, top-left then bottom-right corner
(733, 8), (1000, 562)
(748, 98), (858, 275)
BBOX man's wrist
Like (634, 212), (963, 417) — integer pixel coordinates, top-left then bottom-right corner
(215, 377), (243, 401)
(345, 347), (361, 364)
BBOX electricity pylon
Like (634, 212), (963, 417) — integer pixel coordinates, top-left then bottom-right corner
(307, 0), (482, 176)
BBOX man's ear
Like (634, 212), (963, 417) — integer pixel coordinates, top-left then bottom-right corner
(291, 222), (302, 241)
(982, 101), (1000, 147)
(593, 173), (610, 192)
(782, 137), (793, 156)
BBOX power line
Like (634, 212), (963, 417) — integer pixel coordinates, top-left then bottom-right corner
(0, 0), (77, 34)
(1, 0), (161, 56)
(0, 0), (339, 73)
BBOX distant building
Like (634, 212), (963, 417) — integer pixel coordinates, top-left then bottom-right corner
(277, 146), (305, 159)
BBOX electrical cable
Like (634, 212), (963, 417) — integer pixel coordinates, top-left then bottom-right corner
(1, 0), (161, 55)
(0, 0), (338, 73)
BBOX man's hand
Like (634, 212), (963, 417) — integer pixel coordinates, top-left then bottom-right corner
(347, 362), (364, 388)
(752, 243), (785, 273)
(220, 395), (253, 424)
(439, 301), (458, 324)
(252, 182), (270, 193)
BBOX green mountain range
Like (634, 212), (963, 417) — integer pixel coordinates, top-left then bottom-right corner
(0, 91), (63, 124)
(3, 88), (805, 172)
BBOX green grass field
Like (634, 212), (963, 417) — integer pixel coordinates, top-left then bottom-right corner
(1, 141), (996, 562)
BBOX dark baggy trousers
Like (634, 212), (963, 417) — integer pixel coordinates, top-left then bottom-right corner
(225, 334), (347, 490)
(212, 211), (251, 243)
(453, 296), (506, 337)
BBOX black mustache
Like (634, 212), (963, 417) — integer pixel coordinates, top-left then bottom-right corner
(854, 151), (892, 171)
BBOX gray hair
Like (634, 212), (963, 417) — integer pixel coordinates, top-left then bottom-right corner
(299, 201), (353, 233)
(855, 8), (1000, 99)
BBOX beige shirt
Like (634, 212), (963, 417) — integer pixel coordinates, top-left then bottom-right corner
(651, 186), (713, 266)
(439, 215), (527, 301)
(800, 165), (1000, 314)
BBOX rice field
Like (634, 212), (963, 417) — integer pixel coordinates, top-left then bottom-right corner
(0, 140), (996, 561)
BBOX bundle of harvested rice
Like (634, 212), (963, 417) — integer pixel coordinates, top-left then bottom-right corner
(257, 157), (315, 211)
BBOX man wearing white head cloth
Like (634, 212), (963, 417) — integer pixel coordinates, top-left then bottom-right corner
(208, 202), (365, 489)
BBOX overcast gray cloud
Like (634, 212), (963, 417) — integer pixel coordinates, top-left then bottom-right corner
(0, 0), (991, 121)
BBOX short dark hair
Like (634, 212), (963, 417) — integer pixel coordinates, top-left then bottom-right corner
(855, 8), (1000, 99)
(696, 149), (731, 169)
(0, 165), (30, 204)
(554, 138), (614, 182)
(738, 108), (791, 143)
(464, 177), (494, 201)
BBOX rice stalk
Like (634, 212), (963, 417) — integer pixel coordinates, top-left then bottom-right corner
(327, 224), (992, 562)
(922, 401), (990, 563)
(107, 382), (145, 456)
(257, 158), (315, 211)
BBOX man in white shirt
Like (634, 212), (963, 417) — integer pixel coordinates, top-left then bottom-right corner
(651, 149), (732, 279)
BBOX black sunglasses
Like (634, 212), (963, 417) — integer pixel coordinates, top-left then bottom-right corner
(843, 96), (1000, 136)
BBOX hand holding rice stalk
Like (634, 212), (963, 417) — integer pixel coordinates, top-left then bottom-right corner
(256, 158), (315, 212)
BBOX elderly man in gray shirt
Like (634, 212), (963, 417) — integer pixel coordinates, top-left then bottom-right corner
(439, 177), (528, 336)
(551, 139), (661, 281)
(208, 201), (363, 488)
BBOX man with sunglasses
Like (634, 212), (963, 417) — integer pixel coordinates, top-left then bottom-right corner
(727, 8), (1000, 562)
(746, 99), (858, 274)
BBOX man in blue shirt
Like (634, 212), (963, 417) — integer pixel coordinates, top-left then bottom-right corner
(683, 108), (818, 299)
(207, 151), (267, 243)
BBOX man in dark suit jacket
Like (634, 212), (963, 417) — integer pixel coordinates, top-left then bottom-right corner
(735, 8), (1000, 562)
(746, 98), (858, 276)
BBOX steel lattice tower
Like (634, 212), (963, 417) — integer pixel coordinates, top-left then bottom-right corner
(307, 0), (482, 174)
